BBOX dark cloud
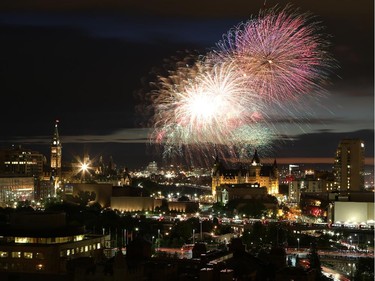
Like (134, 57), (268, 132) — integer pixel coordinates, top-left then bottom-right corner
(274, 129), (374, 158)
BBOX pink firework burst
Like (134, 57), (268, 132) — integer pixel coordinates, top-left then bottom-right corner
(212, 4), (337, 103)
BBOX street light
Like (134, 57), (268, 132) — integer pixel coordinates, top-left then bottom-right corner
(297, 238), (300, 252)
(193, 229), (195, 244)
(157, 229), (160, 252)
(200, 219), (203, 241)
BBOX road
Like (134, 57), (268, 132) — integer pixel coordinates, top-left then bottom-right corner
(322, 265), (350, 281)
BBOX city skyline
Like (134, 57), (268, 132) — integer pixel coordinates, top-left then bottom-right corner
(0, 0), (373, 169)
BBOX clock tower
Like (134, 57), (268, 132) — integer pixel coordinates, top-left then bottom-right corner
(50, 120), (62, 180)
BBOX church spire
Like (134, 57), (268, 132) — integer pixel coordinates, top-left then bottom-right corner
(251, 149), (261, 165)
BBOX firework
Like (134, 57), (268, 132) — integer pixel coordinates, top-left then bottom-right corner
(145, 4), (336, 165)
(211, 4), (336, 104)
(149, 59), (275, 164)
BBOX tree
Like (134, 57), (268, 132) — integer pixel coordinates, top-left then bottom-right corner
(354, 257), (374, 281)
(307, 241), (322, 277)
(212, 201), (227, 213)
(177, 195), (190, 201)
(169, 220), (194, 243)
(238, 201), (267, 218)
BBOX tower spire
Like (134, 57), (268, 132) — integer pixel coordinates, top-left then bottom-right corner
(51, 120), (62, 188)
(52, 119), (60, 145)
(251, 149), (261, 165)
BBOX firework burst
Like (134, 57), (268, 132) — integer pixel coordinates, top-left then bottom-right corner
(144, 4), (336, 166)
(211, 4), (336, 104)
(149, 59), (275, 164)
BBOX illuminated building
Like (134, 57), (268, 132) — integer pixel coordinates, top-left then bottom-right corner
(334, 139), (365, 191)
(0, 176), (35, 207)
(0, 146), (45, 206)
(50, 120), (62, 180)
(289, 171), (335, 204)
(331, 201), (374, 226)
(0, 145), (44, 177)
(211, 150), (279, 198)
(0, 212), (108, 278)
(215, 183), (267, 204)
(146, 161), (158, 174)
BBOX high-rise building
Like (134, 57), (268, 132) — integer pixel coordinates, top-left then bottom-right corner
(333, 139), (365, 191)
(0, 145), (45, 177)
(50, 120), (62, 179)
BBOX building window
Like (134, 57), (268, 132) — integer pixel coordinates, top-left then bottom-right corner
(0, 252), (8, 258)
(97, 243), (101, 249)
(24, 252), (33, 259)
(35, 253), (44, 259)
(15, 237), (29, 243)
(11, 252), (21, 258)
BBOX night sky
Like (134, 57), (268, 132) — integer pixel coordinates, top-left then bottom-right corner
(0, 0), (373, 169)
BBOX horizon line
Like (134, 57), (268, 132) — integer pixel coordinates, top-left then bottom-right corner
(261, 157), (374, 166)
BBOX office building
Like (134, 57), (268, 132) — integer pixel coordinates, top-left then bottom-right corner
(0, 145), (44, 177)
(333, 139), (365, 191)
(0, 212), (108, 278)
(0, 176), (35, 207)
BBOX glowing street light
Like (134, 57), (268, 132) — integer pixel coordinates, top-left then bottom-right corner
(157, 229), (160, 252)
(297, 238), (300, 252)
(200, 219), (203, 241)
(81, 162), (89, 172)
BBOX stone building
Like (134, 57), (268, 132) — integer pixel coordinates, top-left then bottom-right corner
(212, 150), (279, 198)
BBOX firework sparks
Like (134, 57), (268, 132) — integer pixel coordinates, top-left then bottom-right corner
(145, 4), (336, 165)
(211, 4), (336, 104)
(151, 61), (268, 144)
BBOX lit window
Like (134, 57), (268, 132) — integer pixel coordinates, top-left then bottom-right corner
(11, 252), (21, 258)
(67, 250), (70, 256)
(97, 243), (101, 249)
(24, 252), (33, 259)
(35, 253), (44, 259)
(85, 246), (88, 252)
(0, 252), (8, 258)
(15, 237), (29, 243)
(36, 264), (44, 271)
